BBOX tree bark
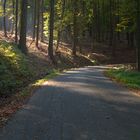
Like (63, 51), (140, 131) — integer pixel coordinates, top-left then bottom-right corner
(136, 0), (140, 71)
(3, 0), (7, 37)
(11, 0), (15, 34)
(19, 0), (28, 54)
(36, 0), (41, 48)
(56, 0), (65, 52)
(48, 0), (55, 64)
(33, 0), (37, 40)
(72, 0), (78, 56)
(40, 0), (44, 42)
(15, 0), (18, 43)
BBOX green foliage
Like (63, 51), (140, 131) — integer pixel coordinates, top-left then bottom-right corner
(0, 1), (3, 16)
(43, 12), (50, 37)
(0, 41), (32, 96)
(116, 0), (136, 32)
(106, 69), (140, 89)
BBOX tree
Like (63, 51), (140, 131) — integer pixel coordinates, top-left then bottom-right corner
(19, 0), (28, 54)
(72, 0), (78, 56)
(55, 0), (65, 52)
(15, 0), (18, 43)
(3, 0), (7, 37)
(33, 0), (37, 40)
(40, 0), (44, 42)
(136, 0), (140, 71)
(48, 0), (55, 63)
(36, 0), (41, 48)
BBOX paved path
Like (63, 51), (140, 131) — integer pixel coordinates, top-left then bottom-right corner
(0, 66), (140, 140)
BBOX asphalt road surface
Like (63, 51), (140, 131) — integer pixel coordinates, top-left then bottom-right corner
(0, 66), (140, 140)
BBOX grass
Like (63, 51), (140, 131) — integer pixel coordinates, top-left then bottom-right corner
(106, 69), (140, 89)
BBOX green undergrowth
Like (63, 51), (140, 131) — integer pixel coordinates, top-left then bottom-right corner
(0, 41), (32, 96)
(106, 69), (140, 89)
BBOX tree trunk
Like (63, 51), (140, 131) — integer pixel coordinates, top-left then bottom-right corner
(109, 0), (113, 47)
(40, 0), (44, 42)
(36, 0), (40, 48)
(97, 0), (101, 42)
(3, 0), (7, 37)
(33, 0), (37, 40)
(72, 0), (78, 56)
(56, 0), (65, 52)
(109, 0), (116, 56)
(19, 0), (28, 54)
(15, 0), (18, 43)
(11, 0), (15, 34)
(56, 31), (60, 52)
(136, 0), (140, 71)
(48, 0), (55, 64)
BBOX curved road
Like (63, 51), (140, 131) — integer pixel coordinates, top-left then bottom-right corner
(0, 66), (140, 140)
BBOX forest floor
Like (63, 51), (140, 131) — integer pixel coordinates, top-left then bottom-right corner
(0, 32), (138, 127)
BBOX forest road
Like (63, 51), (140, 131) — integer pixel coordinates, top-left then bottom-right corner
(0, 66), (140, 140)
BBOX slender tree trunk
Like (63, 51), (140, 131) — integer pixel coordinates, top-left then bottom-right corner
(101, 0), (105, 42)
(97, 0), (101, 42)
(40, 0), (44, 42)
(136, 0), (140, 71)
(72, 0), (78, 56)
(56, 0), (65, 52)
(109, 0), (113, 47)
(48, 0), (55, 64)
(127, 32), (130, 46)
(19, 0), (28, 54)
(117, 0), (120, 42)
(3, 0), (7, 37)
(15, 0), (18, 43)
(130, 32), (134, 48)
(11, 0), (15, 34)
(109, 0), (116, 56)
(94, 1), (98, 41)
(91, 1), (94, 51)
(33, 0), (37, 40)
(36, 0), (40, 48)
(56, 31), (60, 52)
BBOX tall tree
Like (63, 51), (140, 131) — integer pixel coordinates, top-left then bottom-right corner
(48, 0), (55, 63)
(15, 0), (18, 43)
(136, 0), (140, 71)
(33, 0), (37, 40)
(3, 0), (7, 37)
(40, 0), (44, 42)
(36, 0), (41, 48)
(11, 0), (15, 34)
(72, 0), (78, 56)
(56, 0), (65, 52)
(19, 0), (28, 54)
